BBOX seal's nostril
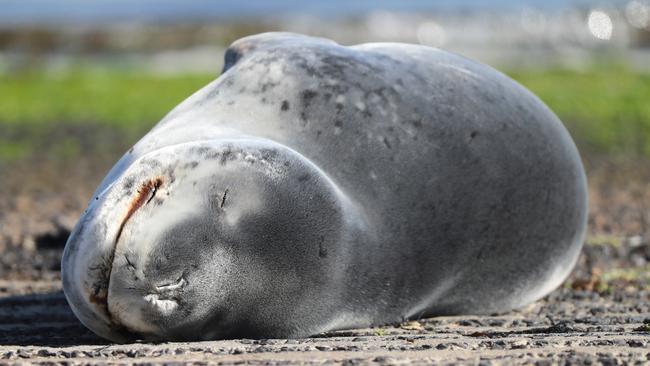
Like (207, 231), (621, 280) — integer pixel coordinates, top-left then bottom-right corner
(155, 274), (187, 292)
(146, 274), (186, 316)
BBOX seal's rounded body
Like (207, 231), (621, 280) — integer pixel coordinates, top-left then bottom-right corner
(62, 33), (587, 342)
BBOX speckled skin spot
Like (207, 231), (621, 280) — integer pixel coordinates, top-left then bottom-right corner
(62, 32), (587, 343)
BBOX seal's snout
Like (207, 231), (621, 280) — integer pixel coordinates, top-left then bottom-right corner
(106, 267), (189, 338)
(143, 275), (187, 315)
(78, 178), (166, 325)
(61, 158), (182, 341)
(154, 274), (187, 292)
(61, 183), (134, 343)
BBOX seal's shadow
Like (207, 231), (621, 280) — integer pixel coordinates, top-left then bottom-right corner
(0, 291), (108, 346)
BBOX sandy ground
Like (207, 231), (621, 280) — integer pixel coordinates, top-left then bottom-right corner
(1, 156), (650, 364)
(0, 281), (649, 365)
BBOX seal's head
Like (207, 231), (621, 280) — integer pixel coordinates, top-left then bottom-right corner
(62, 138), (360, 342)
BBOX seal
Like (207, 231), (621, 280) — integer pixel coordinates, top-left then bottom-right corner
(61, 32), (588, 342)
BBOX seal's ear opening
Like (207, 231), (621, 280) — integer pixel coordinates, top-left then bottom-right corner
(222, 47), (243, 74)
(221, 32), (337, 74)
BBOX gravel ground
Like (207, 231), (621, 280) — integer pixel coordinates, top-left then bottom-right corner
(0, 282), (649, 365)
(1, 156), (650, 364)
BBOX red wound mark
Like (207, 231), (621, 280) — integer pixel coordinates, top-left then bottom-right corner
(115, 177), (163, 245)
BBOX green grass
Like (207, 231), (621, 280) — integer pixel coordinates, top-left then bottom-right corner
(0, 70), (214, 161)
(0, 141), (31, 160)
(1, 66), (649, 160)
(0, 70), (213, 130)
(509, 66), (650, 156)
(584, 234), (623, 248)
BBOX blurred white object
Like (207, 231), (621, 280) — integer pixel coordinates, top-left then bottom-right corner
(588, 10), (613, 40)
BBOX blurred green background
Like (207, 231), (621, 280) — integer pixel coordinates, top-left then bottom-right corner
(2, 66), (649, 162)
(1, 0), (650, 288)
(1, 0), (650, 164)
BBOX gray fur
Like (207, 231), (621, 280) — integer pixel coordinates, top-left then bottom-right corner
(62, 32), (587, 342)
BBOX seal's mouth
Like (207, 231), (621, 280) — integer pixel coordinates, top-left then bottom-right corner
(61, 208), (130, 342)
(95, 177), (165, 318)
(63, 176), (167, 342)
(142, 274), (187, 316)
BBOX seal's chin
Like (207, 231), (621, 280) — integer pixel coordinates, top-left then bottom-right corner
(61, 191), (135, 343)
(62, 210), (192, 342)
